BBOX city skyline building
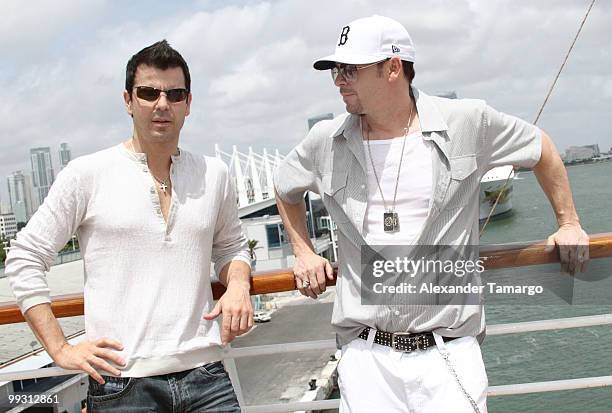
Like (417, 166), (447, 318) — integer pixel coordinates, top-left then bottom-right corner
(583, 144), (600, 157)
(7, 170), (35, 223)
(0, 212), (17, 239)
(564, 145), (600, 162)
(59, 142), (72, 169)
(30, 147), (55, 206)
(307, 113), (334, 131)
(435, 91), (458, 99)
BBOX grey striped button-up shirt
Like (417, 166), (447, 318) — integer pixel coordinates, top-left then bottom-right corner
(274, 88), (542, 346)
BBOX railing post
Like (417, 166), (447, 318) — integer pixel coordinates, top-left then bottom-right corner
(222, 343), (246, 408)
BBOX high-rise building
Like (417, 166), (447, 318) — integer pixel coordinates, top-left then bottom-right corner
(7, 170), (35, 222)
(0, 213), (17, 239)
(307, 113), (334, 131)
(59, 142), (72, 169)
(30, 147), (55, 206)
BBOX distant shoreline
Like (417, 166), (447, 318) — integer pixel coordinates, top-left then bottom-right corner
(563, 157), (612, 167)
(516, 157), (612, 172)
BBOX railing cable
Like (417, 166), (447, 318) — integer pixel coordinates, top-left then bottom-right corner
(480, 0), (597, 235)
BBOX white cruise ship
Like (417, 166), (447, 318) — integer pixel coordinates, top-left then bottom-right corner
(480, 165), (514, 221)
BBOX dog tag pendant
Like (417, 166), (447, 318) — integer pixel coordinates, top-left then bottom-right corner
(383, 212), (399, 232)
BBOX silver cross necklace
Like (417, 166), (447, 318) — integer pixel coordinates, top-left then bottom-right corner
(362, 102), (414, 233)
(151, 174), (169, 193)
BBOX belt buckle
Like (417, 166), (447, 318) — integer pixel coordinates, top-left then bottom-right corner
(391, 332), (428, 352)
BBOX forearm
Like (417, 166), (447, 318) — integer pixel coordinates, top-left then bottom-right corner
(275, 190), (315, 257)
(218, 260), (251, 289)
(208, 260), (253, 344)
(532, 132), (580, 226)
(23, 303), (68, 359)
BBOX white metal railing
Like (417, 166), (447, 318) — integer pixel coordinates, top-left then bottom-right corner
(244, 399), (341, 413)
(1, 313), (611, 412)
(488, 375), (612, 396)
(486, 313), (612, 335)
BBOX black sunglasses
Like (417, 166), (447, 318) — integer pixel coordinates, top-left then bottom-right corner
(134, 86), (189, 103)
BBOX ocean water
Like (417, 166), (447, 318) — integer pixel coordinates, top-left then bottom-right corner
(481, 161), (612, 412)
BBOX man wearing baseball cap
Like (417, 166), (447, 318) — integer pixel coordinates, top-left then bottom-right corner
(274, 15), (588, 412)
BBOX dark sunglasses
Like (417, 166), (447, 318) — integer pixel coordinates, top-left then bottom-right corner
(330, 59), (389, 83)
(134, 86), (189, 103)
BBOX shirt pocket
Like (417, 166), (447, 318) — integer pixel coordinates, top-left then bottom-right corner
(444, 155), (479, 209)
(323, 170), (350, 223)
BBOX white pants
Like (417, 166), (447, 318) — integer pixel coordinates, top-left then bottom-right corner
(337, 334), (488, 413)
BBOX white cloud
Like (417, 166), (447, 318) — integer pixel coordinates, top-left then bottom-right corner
(1, 0), (106, 64)
(1, 0), (612, 203)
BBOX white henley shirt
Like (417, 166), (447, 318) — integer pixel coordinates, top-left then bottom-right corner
(5, 144), (251, 377)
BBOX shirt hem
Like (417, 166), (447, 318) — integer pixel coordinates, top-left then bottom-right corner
(116, 345), (224, 377)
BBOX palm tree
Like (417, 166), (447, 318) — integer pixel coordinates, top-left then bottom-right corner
(247, 239), (260, 261)
(247, 239), (260, 274)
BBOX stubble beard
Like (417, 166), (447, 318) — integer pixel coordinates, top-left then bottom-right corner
(345, 101), (363, 115)
(135, 122), (180, 145)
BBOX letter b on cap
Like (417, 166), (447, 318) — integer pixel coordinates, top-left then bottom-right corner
(338, 26), (350, 46)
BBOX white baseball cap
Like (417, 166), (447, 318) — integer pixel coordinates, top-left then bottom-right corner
(313, 15), (416, 70)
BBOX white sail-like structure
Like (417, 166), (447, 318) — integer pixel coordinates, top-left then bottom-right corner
(215, 145), (285, 217)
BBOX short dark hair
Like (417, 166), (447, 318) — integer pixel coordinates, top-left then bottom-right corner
(402, 61), (415, 84)
(377, 59), (416, 85)
(125, 40), (191, 98)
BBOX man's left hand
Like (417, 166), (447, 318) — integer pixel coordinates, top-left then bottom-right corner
(544, 223), (589, 275)
(203, 281), (253, 345)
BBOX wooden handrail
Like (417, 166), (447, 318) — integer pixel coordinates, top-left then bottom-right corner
(1, 232), (611, 326)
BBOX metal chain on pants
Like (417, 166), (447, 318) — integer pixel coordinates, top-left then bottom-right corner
(439, 350), (481, 413)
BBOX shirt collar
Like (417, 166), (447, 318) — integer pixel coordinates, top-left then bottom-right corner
(413, 87), (448, 133)
(119, 143), (182, 164)
(329, 86), (448, 139)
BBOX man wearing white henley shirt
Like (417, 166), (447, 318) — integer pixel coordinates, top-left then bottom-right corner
(6, 40), (251, 412)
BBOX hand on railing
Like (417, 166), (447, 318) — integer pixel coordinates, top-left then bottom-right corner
(203, 280), (254, 345)
(293, 251), (334, 299)
(544, 223), (590, 275)
(52, 338), (126, 384)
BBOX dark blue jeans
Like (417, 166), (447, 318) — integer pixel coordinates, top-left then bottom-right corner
(86, 361), (240, 412)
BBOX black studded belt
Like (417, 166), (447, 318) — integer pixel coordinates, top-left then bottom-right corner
(358, 328), (459, 353)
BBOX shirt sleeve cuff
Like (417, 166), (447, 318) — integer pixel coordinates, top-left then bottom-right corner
(522, 126), (543, 168)
(273, 169), (306, 205)
(19, 294), (52, 315)
(274, 186), (305, 205)
(214, 253), (252, 276)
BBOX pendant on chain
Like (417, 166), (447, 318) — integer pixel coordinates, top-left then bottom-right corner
(383, 211), (399, 232)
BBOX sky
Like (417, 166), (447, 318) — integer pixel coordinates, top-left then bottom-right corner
(1, 0), (611, 203)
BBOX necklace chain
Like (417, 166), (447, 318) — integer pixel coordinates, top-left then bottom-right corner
(362, 103), (414, 213)
(127, 139), (170, 193)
